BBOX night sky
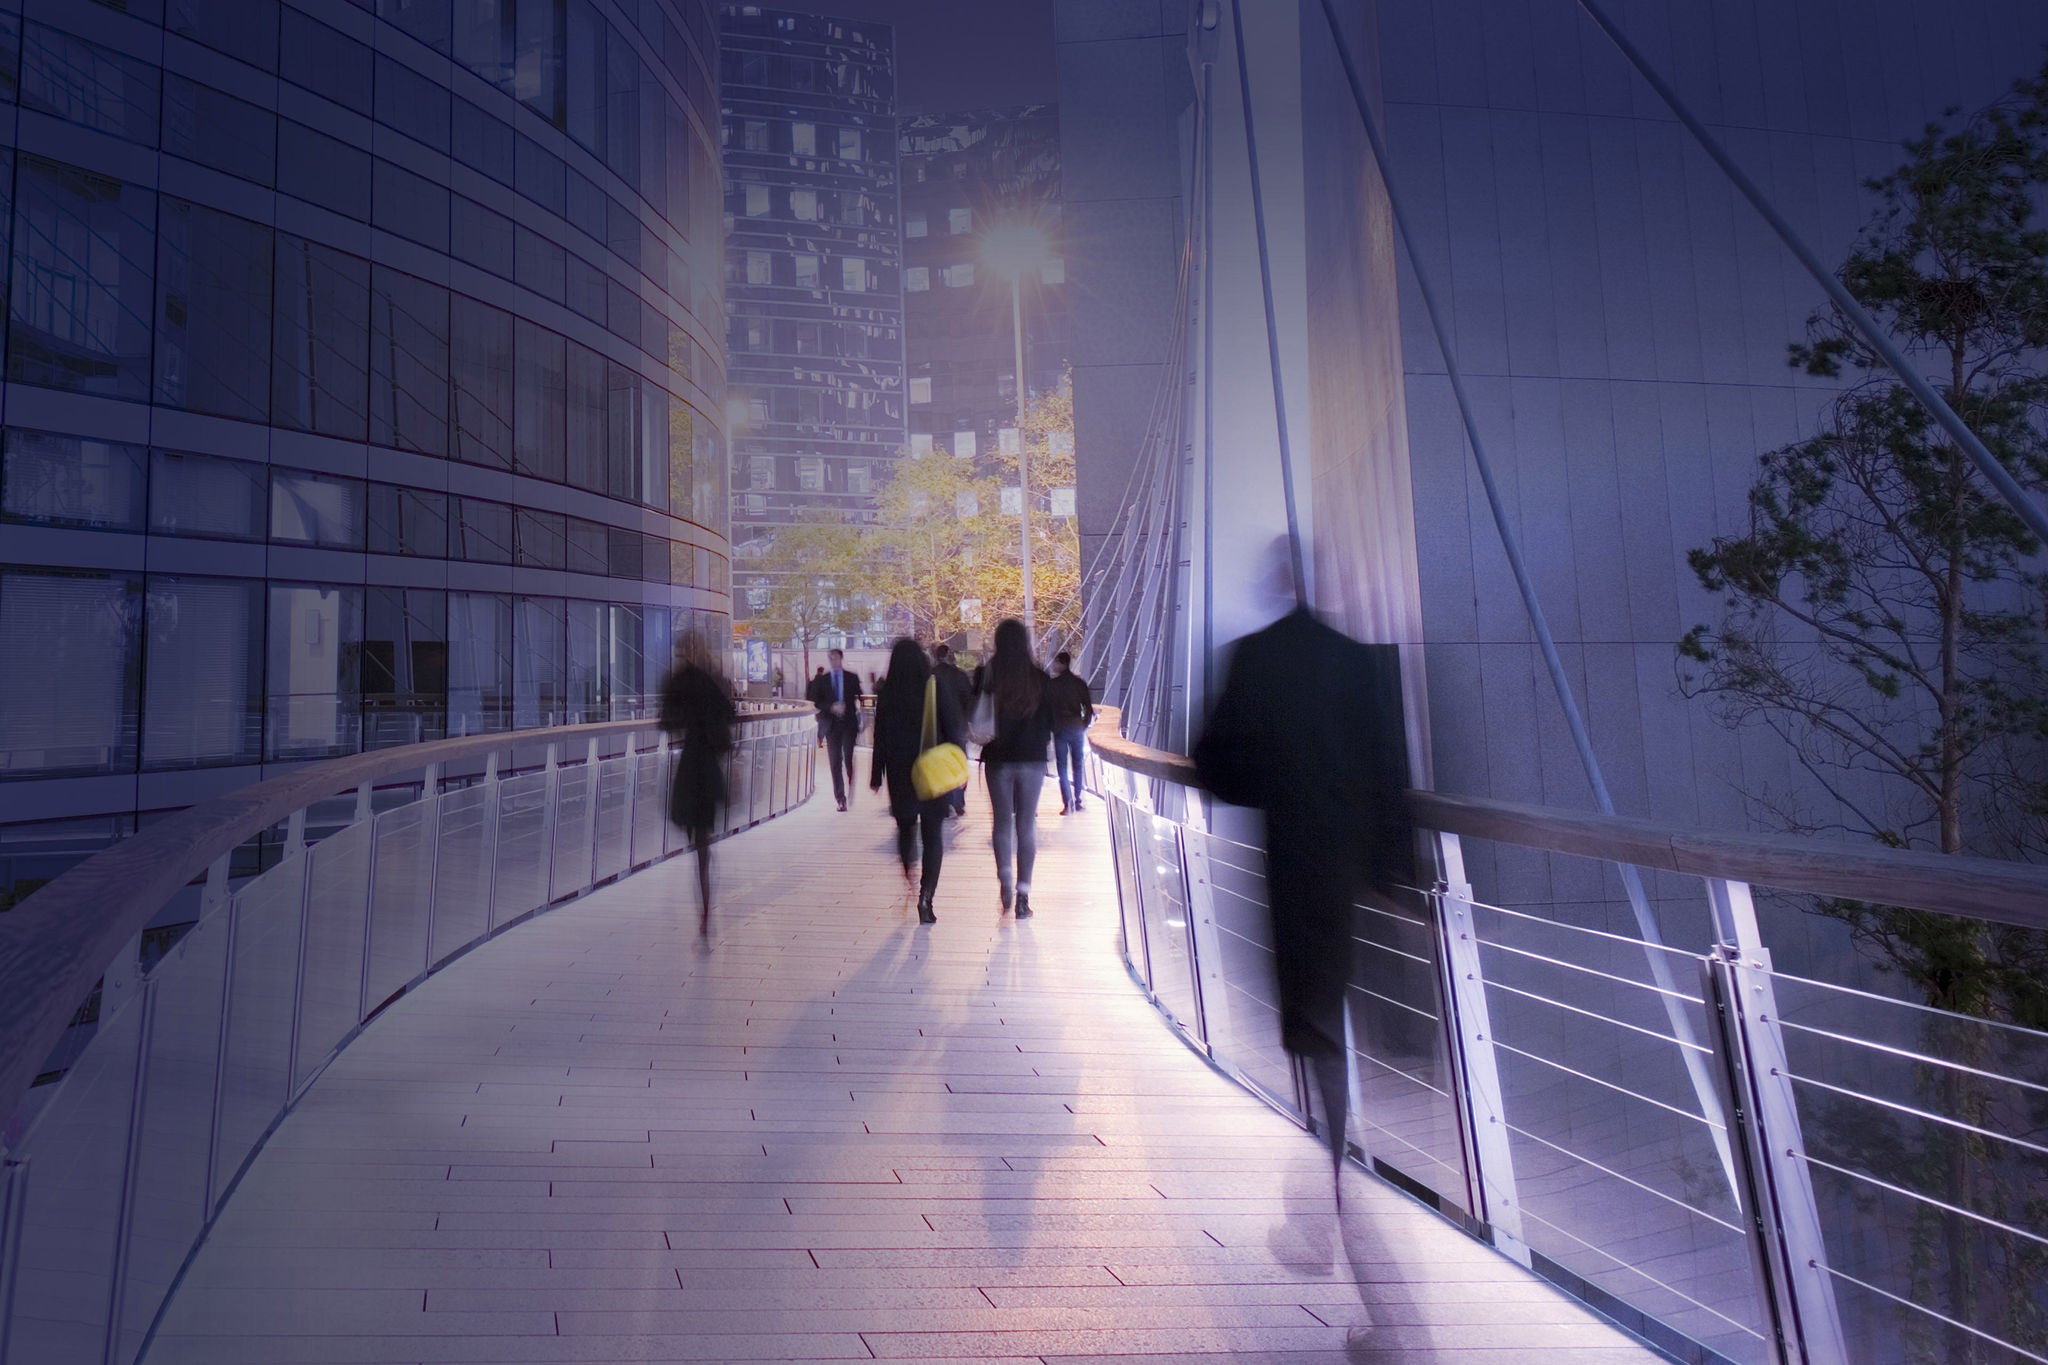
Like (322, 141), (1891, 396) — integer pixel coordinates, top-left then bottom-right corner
(770, 0), (1059, 112)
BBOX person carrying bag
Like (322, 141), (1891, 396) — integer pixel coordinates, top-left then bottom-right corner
(869, 639), (966, 924)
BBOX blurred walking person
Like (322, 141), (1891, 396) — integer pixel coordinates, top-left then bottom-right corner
(659, 630), (737, 935)
(807, 649), (863, 810)
(870, 639), (967, 924)
(1046, 651), (1094, 815)
(976, 619), (1055, 918)
(930, 643), (973, 817)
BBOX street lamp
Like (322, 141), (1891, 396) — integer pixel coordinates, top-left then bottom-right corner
(979, 221), (1051, 647)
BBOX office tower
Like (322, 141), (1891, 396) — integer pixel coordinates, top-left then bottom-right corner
(899, 106), (1067, 466)
(720, 4), (906, 631)
(0, 0), (731, 913)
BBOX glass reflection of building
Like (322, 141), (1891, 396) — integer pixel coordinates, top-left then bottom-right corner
(0, 0), (731, 913)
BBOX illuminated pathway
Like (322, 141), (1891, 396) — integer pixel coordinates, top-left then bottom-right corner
(148, 782), (1663, 1363)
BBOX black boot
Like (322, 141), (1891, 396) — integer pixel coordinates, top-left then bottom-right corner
(1014, 891), (1032, 919)
(917, 892), (937, 924)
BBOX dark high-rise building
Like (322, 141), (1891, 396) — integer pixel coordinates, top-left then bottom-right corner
(719, 5), (906, 623)
(0, 0), (731, 911)
(899, 106), (1067, 465)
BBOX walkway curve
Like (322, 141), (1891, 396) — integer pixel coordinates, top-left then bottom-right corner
(148, 781), (1663, 1363)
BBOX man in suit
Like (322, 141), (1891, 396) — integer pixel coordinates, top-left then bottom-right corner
(929, 643), (973, 816)
(808, 648), (864, 810)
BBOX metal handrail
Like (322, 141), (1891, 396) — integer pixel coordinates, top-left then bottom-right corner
(0, 704), (814, 1131)
(1084, 711), (2048, 928)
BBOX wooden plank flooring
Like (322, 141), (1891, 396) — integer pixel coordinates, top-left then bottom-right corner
(149, 780), (1665, 1363)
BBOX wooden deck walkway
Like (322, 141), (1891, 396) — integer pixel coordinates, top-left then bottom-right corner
(148, 778), (1664, 1363)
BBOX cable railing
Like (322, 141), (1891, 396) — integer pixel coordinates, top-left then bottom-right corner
(1085, 709), (2048, 1365)
(0, 704), (815, 1365)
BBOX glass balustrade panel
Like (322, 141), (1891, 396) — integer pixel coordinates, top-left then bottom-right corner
(1131, 810), (1200, 1042)
(428, 784), (491, 962)
(491, 771), (551, 926)
(214, 857), (307, 1204)
(549, 763), (594, 900)
(1184, 826), (1297, 1116)
(292, 821), (374, 1090)
(365, 801), (432, 1009)
(591, 755), (632, 884)
(631, 746), (663, 867)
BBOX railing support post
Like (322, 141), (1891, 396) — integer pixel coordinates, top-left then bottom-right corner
(1706, 879), (1848, 1365)
(418, 763), (443, 969)
(0, 1153), (22, 1365)
(480, 753), (503, 932)
(1430, 833), (1528, 1265)
(541, 742), (562, 905)
(103, 976), (156, 1365)
(353, 782), (378, 1021)
(200, 855), (234, 1215)
(1179, 830), (1231, 1059)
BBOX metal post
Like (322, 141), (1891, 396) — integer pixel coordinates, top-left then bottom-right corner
(418, 763), (443, 969)
(283, 837), (314, 1099)
(480, 752), (503, 931)
(200, 855), (234, 1216)
(1430, 833), (1528, 1265)
(583, 736), (601, 893)
(1012, 271), (1034, 646)
(1706, 879), (1848, 1365)
(1179, 830), (1233, 1067)
(0, 1154), (26, 1365)
(353, 782), (378, 1021)
(540, 741), (561, 905)
(103, 976), (156, 1365)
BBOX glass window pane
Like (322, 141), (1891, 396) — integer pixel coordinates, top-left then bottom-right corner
(514, 226), (565, 301)
(606, 524), (640, 580)
(606, 602), (643, 708)
(0, 569), (141, 775)
(452, 99), (514, 183)
(664, 392), (692, 516)
(142, 576), (263, 768)
(565, 517), (606, 574)
(375, 53), (449, 151)
(148, 450), (265, 540)
(514, 507), (565, 567)
(10, 156), (154, 401)
(565, 596), (602, 721)
(266, 583), (362, 759)
(1, 428), (146, 530)
(20, 22), (160, 145)
(379, 0), (452, 53)
(567, 254), (606, 322)
(447, 591), (511, 735)
(514, 321), (566, 480)
(605, 361), (640, 500)
(603, 28), (637, 183)
(278, 121), (371, 219)
(566, 169), (605, 239)
(565, 0), (603, 155)
(168, 0), (279, 72)
(452, 196), (514, 278)
(272, 234), (370, 440)
(370, 267), (450, 456)
(450, 296), (513, 468)
(453, 496), (512, 563)
(271, 468), (366, 549)
(566, 342), (606, 491)
(162, 76), (276, 186)
(362, 586), (445, 749)
(513, 595), (565, 727)
(155, 200), (273, 421)
(281, 10), (371, 114)
(373, 160), (450, 253)
(513, 0), (562, 123)
(453, 0), (514, 90)
(366, 484), (448, 557)
(515, 134), (564, 216)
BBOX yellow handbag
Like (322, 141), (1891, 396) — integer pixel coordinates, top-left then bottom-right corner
(911, 677), (969, 800)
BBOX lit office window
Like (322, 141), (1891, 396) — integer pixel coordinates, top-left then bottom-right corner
(795, 323), (821, 355)
(747, 397), (768, 426)
(905, 209), (926, 238)
(742, 120), (768, 150)
(910, 433), (933, 458)
(791, 122), (815, 155)
(909, 377), (932, 404)
(842, 257), (867, 291)
(999, 427), (1020, 455)
(741, 492), (765, 516)
(746, 250), (771, 284)
(744, 183), (769, 216)
(1, 428), (146, 531)
(266, 584), (364, 760)
(0, 569), (140, 775)
(839, 191), (866, 226)
(10, 156), (154, 400)
(798, 456), (823, 491)
(795, 254), (820, 288)
(155, 199), (273, 421)
(513, 596), (566, 728)
(363, 586), (447, 749)
(451, 296), (515, 468)
(448, 592), (513, 735)
(149, 451), (265, 541)
(369, 266), (451, 456)
(271, 468), (367, 550)
(949, 207), (971, 234)
(954, 430), (977, 460)
(847, 465), (871, 496)
(272, 234), (371, 440)
(905, 266), (929, 292)
(943, 263), (975, 288)
(366, 484), (448, 557)
(837, 127), (860, 160)
(790, 188), (818, 221)
(749, 455), (773, 490)
(1041, 256), (1066, 285)
(143, 575), (263, 768)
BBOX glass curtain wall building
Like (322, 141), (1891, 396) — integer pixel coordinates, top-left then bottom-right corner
(0, 0), (730, 909)
(899, 106), (1066, 466)
(719, 4), (904, 628)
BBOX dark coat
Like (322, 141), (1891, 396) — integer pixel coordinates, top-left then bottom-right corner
(1046, 670), (1094, 730)
(807, 666), (864, 737)
(932, 660), (972, 716)
(976, 669), (1056, 766)
(869, 674), (967, 820)
(659, 664), (737, 833)
(1193, 608), (1413, 1059)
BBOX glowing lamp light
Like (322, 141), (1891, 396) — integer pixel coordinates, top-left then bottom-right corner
(979, 222), (1052, 280)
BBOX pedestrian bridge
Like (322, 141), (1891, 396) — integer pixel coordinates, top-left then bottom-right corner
(1, 710), (2044, 1364)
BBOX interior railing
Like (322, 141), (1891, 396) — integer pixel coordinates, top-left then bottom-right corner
(0, 704), (815, 1365)
(1085, 709), (2048, 1365)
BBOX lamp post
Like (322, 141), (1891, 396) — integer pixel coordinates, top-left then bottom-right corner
(980, 222), (1051, 647)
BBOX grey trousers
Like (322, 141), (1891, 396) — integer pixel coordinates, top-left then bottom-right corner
(986, 762), (1046, 895)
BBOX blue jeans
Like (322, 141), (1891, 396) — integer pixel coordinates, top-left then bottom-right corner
(1054, 727), (1087, 809)
(986, 762), (1047, 896)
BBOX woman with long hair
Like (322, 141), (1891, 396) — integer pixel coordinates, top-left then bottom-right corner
(869, 637), (964, 923)
(659, 629), (736, 933)
(976, 618), (1054, 918)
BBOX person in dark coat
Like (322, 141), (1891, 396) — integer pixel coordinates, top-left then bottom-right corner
(1193, 606), (1413, 1176)
(806, 649), (864, 810)
(1046, 651), (1095, 815)
(659, 631), (738, 934)
(930, 643), (973, 816)
(977, 618), (1056, 918)
(869, 637), (965, 924)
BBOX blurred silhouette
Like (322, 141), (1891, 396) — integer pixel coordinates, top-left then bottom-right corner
(659, 630), (737, 934)
(1046, 650), (1095, 814)
(977, 618), (1055, 917)
(929, 643), (973, 816)
(870, 638), (966, 923)
(807, 648), (864, 809)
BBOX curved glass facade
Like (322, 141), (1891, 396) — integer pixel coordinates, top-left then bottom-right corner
(0, 0), (728, 898)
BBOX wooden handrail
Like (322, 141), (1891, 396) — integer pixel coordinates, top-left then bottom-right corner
(0, 707), (813, 1131)
(1085, 709), (2048, 930)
